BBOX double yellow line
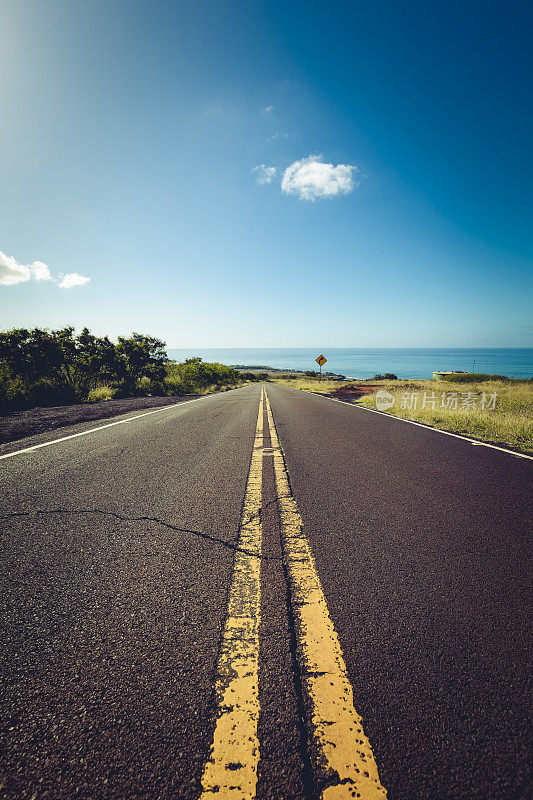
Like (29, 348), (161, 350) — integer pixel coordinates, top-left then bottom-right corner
(200, 388), (387, 799)
(200, 388), (264, 798)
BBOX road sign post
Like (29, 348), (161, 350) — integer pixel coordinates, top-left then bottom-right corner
(315, 354), (327, 381)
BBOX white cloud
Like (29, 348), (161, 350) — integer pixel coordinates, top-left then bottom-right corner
(261, 105), (274, 114)
(1, 249), (89, 288)
(58, 272), (91, 289)
(0, 252), (51, 285)
(30, 260), (52, 281)
(0, 250), (31, 286)
(281, 155), (358, 201)
(252, 164), (277, 184)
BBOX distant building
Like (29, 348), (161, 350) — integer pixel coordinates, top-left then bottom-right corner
(432, 370), (467, 380)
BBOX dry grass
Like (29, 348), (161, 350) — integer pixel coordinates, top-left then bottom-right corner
(272, 377), (533, 455)
(87, 385), (116, 402)
(271, 378), (347, 393)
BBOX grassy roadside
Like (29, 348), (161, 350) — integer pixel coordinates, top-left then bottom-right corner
(271, 377), (533, 455)
(4, 363), (254, 411)
(270, 378), (348, 393)
(0, 327), (260, 414)
(86, 378), (245, 403)
(85, 361), (255, 402)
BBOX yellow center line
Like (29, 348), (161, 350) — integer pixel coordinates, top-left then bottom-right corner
(199, 387), (265, 799)
(264, 390), (388, 800)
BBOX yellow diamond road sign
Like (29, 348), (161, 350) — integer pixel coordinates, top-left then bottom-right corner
(316, 354), (327, 367)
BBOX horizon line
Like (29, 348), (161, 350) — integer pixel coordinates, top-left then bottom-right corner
(166, 345), (533, 350)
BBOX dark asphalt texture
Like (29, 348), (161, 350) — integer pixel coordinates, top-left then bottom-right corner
(0, 395), (197, 445)
(1, 383), (531, 800)
(267, 383), (533, 800)
(0, 387), (261, 799)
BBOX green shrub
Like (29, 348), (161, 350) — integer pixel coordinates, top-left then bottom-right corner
(441, 372), (511, 383)
(0, 370), (28, 413)
(174, 358), (240, 392)
(87, 385), (116, 402)
(0, 326), (170, 409)
(27, 379), (79, 408)
(145, 381), (169, 396)
(0, 332), (248, 412)
(163, 377), (185, 396)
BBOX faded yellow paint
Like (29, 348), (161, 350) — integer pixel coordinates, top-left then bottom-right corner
(265, 391), (387, 800)
(199, 388), (264, 799)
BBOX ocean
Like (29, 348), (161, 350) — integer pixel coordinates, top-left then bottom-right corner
(166, 348), (533, 380)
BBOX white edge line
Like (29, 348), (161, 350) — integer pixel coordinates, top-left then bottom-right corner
(0, 395), (211, 461)
(281, 386), (533, 462)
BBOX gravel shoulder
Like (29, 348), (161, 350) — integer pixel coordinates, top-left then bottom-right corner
(0, 395), (197, 445)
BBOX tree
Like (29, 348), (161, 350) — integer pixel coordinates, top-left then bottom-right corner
(0, 327), (172, 409)
(0, 327), (76, 386)
(177, 359), (239, 392)
(115, 333), (168, 392)
(76, 328), (121, 392)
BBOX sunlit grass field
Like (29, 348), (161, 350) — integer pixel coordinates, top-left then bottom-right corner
(271, 378), (348, 393)
(271, 377), (533, 455)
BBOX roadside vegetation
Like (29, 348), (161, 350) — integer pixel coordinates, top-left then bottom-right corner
(270, 377), (347, 393)
(0, 327), (258, 414)
(271, 373), (533, 455)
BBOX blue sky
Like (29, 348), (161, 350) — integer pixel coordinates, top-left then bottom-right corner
(1, 0), (531, 347)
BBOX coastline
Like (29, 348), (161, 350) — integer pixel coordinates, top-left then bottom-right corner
(168, 348), (533, 380)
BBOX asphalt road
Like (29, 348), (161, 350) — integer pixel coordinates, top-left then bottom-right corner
(0, 383), (531, 800)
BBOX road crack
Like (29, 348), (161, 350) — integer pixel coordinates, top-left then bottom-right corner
(0, 509), (282, 560)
